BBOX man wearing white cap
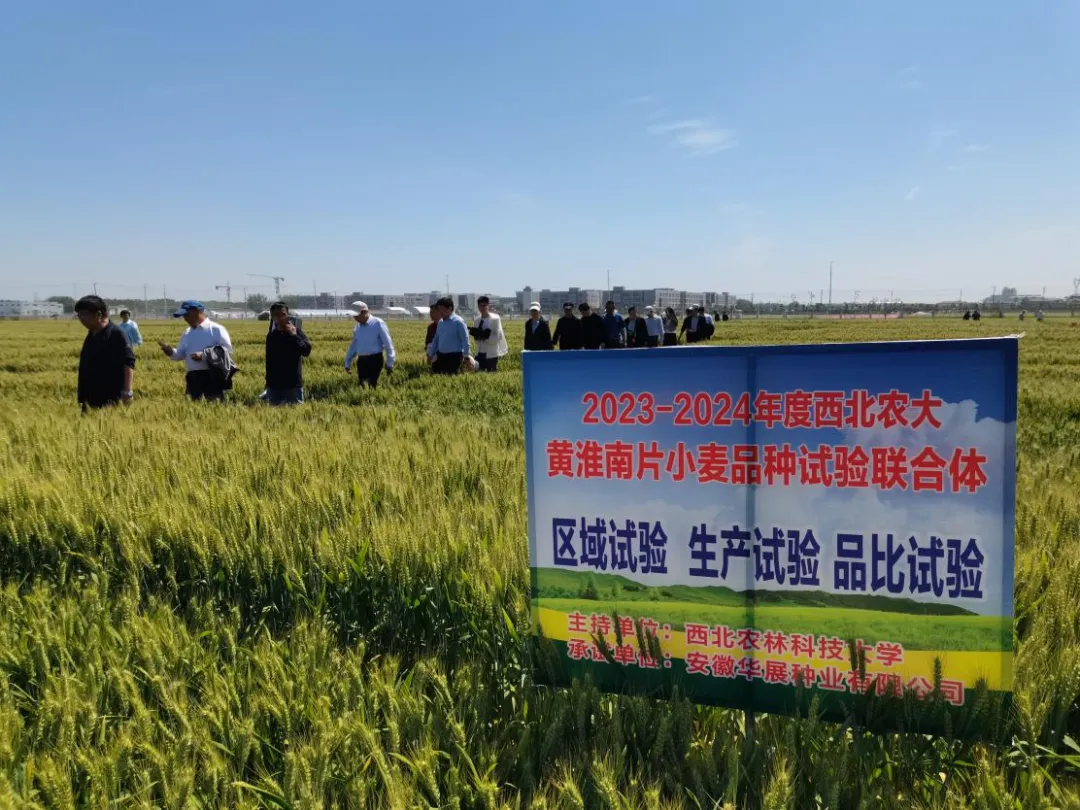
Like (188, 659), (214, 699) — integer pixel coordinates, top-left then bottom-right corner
(523, 302), (553, 351)
(344, 301), (396, 388)
(643, 305), (663, 347)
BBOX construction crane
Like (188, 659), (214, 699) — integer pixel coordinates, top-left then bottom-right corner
(248, 274), (284, 298)
(215, 281), (232, 304)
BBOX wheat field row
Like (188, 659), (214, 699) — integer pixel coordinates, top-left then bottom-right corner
(0, 316), (1078, 809)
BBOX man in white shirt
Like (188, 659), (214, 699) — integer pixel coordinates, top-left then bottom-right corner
(344, 301), (396, 388)
(469, 295), (508, 372)
(643, 306), (663, 347)
(158, 300), (234, 401)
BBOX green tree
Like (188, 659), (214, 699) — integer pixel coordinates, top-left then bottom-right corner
(581, 575), (599, 600)
(46, 295), (75, 313)
(246, 293), (269, 313)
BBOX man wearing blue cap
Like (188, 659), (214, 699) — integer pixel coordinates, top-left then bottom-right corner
(158, 300), (234, 401)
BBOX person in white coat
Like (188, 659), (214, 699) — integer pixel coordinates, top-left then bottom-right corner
(470, 296), (508, 372)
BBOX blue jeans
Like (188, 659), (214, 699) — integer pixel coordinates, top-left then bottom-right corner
(266, 387), (304, 405)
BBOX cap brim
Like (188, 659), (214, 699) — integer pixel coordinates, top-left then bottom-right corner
(172, 309), (188, 317)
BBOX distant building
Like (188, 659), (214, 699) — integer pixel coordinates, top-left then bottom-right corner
(518, 286), (534, 313)
(515, 287), (604, 312)
(402, 292), (434, 308)
(490, 295), (520, 314)
(607, 287), (670, 311)
(0, 300), (64, 318)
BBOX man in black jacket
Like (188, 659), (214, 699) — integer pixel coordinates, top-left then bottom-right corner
(680, 306), (710, 344)
(552, 302), (583, 350)
(624, 306), (649, 348)
(75, 295), (135, 411)
(524, 303), (553, 350)
(578, 302), (606, 350)
(264, 302), (312, 405)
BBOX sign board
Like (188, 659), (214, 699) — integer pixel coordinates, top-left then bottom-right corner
(524, 339), (1016, 728)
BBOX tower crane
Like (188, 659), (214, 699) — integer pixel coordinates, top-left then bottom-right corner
(248, 274), (284, 298)
(215, 281), (232, 304)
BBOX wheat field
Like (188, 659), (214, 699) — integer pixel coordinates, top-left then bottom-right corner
(0, 315), (1078, 809)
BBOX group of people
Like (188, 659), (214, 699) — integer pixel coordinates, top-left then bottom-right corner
(73, 293), (511, 410)
(76, 295), (241, 410)
(524, 300), (719, 351)
(74, 291), (732, 410)
(423, 295), (508, 373)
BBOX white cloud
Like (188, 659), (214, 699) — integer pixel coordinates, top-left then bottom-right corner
(649, 119), (737, 156)
(962, 143), (991, 153)
(842, 399), (1009, 464)
(624, 94), (656, 106)
(905, 186), (921, 202)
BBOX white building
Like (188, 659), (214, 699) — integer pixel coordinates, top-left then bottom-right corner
(515, 287), (604, 313)
(0, 300), (64, 318)
(607, 287), (685, 312)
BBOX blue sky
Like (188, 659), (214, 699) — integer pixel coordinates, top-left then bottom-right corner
(2, 1), (1077, 302)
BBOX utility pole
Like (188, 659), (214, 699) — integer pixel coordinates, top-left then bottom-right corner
(607, 269), (611, 293)
(93, 282), (98, 295)
(828, 261), (833, 308)
(445, 274), (450, 297)
(144, 284), (148, 317)
(163, 286), (167, 318)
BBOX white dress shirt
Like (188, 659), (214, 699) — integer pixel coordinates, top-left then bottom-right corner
(169, 319), (233, 371)
(345, 316), (396, 370)
(644, 315), (664, 338)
